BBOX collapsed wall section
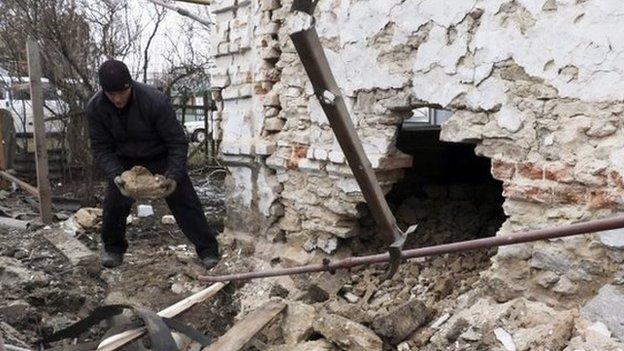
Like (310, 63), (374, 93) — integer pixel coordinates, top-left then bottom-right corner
(212, 0), (624, 302)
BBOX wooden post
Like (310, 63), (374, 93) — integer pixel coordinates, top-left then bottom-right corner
(26, 40), (53, 224)
(0, 114), (5, 170)
(203, 91), (210, 161)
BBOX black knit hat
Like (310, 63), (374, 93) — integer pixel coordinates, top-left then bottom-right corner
(98, 59), (132, 92)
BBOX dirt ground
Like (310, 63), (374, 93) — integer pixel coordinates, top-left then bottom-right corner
(0, 170), (242, 349)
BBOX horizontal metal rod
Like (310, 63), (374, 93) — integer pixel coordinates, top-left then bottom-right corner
(0, 170), (39, 197)
(199, 214), (624, 283)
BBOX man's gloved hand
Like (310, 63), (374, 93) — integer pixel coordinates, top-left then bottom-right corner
(155, 175), (177, 198)
(113, 176), (131, 197)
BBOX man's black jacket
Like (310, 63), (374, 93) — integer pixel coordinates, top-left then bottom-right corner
(86, 82), (188, 182)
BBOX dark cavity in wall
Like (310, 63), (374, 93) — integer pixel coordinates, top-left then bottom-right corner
(359, 121), (506, 252)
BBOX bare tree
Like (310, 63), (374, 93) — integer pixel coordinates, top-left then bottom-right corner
(141, 4), (167, 83)
(158, 19), (214, 96)
(0, 0), (142, 185)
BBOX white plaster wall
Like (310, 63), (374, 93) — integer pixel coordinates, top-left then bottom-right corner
(309, 0), (624, 105)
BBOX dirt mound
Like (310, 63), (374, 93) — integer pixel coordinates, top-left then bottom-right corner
(120, 166), (170, 200)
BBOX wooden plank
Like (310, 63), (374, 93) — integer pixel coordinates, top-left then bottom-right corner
(202, 301), (286, 351)
(0, 171), (39, 197)
(43, 228), (97, 266)
(26, 40), (53, 224)
(97, 282), (227, 351)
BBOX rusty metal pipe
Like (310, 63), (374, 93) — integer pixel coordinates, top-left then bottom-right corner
(199, 214), (624, 283)
(0, 170), (39, 197)
(289, 1), (415, 279)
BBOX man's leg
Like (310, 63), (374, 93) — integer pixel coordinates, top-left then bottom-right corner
(101, 179), (134, 256)
(164, 174), (220, 261)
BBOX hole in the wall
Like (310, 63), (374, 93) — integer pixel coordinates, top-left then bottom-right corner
(357, 112), (506, 254)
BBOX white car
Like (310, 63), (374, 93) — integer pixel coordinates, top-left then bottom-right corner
(184, 120), (209, 143)
(0, 77), (67, 134)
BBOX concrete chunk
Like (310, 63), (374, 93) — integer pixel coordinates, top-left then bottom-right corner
(314, 312), (382, 351)
(43, 228), (97, 268)
(372, 299), (431, 344)
(282, 302), (316, 344)
(581, 284), (624, 340)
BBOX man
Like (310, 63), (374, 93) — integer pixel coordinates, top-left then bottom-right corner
(86, 59), (220, 269)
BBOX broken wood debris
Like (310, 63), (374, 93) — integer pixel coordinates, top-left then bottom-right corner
(97, 282), (227, 351)
(203, 301), (286, 351)
(0, 171), (38, 197)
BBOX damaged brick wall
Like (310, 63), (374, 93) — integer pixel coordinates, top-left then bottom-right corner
(212, 0), (624, 299)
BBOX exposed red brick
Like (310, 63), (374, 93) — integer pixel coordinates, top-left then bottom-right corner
(588, 189), (621, 210)
(517, 162), (544, 180)
(287, 146), (308, 169)
(503, 183), (551, 203)
(491, 160), (516, 180)
(551, 185), (588, 204)
(545, 163), (574, 183)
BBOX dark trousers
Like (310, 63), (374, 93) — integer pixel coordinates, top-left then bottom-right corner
(101, 157), (219, 259)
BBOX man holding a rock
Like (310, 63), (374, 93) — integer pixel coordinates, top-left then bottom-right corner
(86, 59), (220, 269)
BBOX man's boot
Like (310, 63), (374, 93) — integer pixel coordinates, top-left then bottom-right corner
(200, 255), (219, 270)
(102, 249), (124, 268)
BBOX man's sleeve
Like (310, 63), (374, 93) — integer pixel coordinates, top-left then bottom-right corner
(154, 96), (188, 183)
(86, 105), (124, 181)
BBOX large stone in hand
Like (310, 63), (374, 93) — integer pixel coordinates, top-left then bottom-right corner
(120, 166), (169, 200)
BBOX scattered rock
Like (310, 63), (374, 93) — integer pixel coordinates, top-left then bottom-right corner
(494, 328), (516, 351)
(444, 317), (469, 342)
(270, 284), (290, 299)
(267, 339), (337, 351)
(430, 313), (451, 329)
(282, 301), (316, 344)
(171, 283), (185, 294)
(581, 284), (624, 340)
(512, 307), (575, 351)
(73, 207), (103, 230)
(587, 321), (611, 338)
(0, 257), (48, 289)
(529, 249), (573, 273)
(162, 215), (176, 225)
(598, 228), (624, 249)
(342, 292), (360, 304)
(397, 342), (411, 351)
(120, 166), (170, 200)
(137, 204), (154, 218)
(565, 319), (624, 351)
(306, 271), (348, 303)
(0, 299), (31, 318)
(459, 327), (481, 342)
(314, 312), (383, 351)
(553, 276), (577, 295)
(535, 271), (559, 288)
(372, 299), (431, 344)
